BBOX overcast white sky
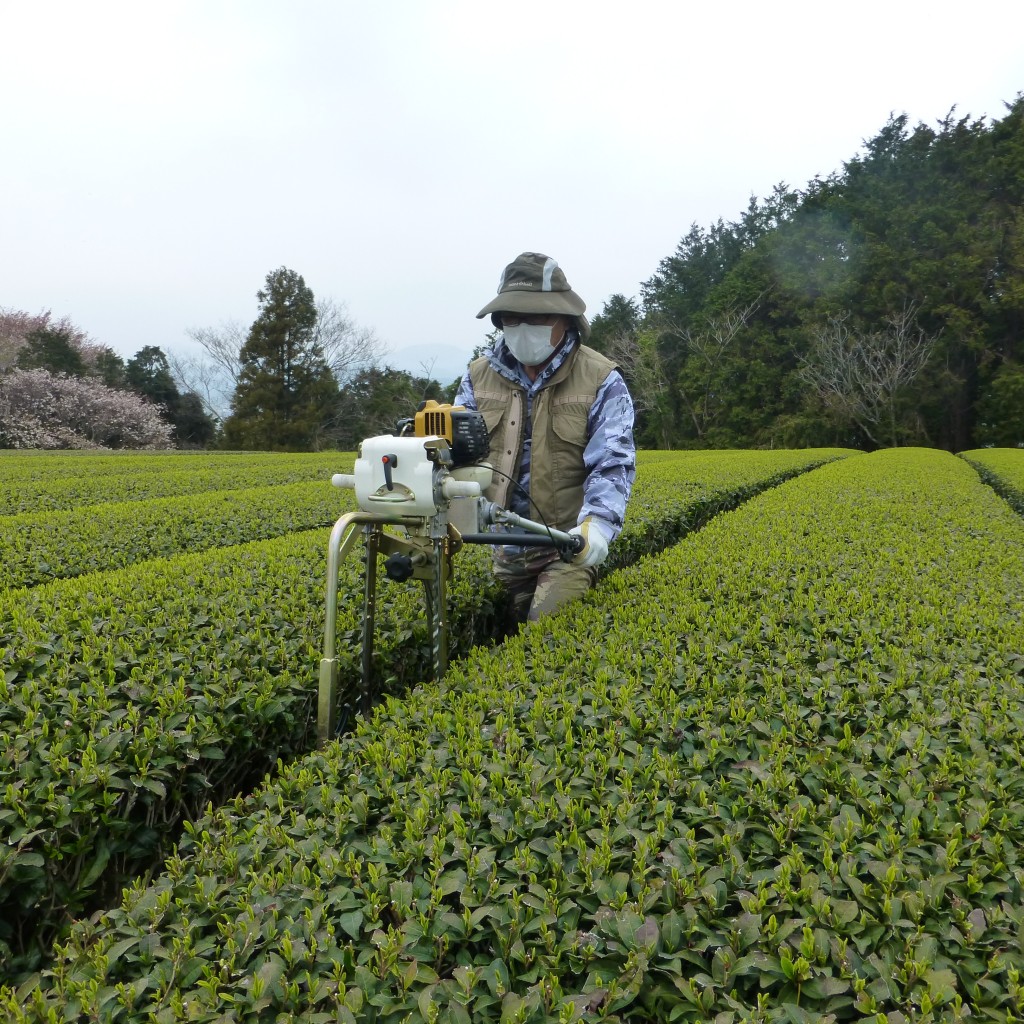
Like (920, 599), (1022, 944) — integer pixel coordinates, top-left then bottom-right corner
(2, 1), (1022, 384)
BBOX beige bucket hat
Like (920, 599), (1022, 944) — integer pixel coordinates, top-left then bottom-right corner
(476, 252), (591, 341)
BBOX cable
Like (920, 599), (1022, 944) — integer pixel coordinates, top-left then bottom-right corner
(484, 464), (561, 550)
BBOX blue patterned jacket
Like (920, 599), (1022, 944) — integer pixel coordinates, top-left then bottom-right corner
(454, 331), (636, 542)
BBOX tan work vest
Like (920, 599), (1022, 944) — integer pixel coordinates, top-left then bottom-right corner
(468, 344), (616, 532)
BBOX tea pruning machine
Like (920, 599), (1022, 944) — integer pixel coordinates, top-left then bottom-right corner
(318, 401), (583, 745)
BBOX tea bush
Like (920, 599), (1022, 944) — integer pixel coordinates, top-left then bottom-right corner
(0, 481), (352, 590)
(961, 447), (1024, 516)
(0, 449), (844, 981)
(0, 452), (352, 515)
(7, 448), (1024, 1022)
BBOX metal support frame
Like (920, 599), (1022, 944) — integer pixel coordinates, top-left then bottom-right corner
(316, 500), (583, 748)
(317, 510), (452, 747)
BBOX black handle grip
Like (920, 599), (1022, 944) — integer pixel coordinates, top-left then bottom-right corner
(460, 532), (563, 547)
(461, 531), (584, 562)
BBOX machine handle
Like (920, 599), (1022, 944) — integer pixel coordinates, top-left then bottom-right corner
(460, 531), (585, 560)
(459, 532), (560, 546)
(441, 479), (482, 498)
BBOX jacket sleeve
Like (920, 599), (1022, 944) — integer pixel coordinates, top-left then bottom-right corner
(580, 370), (636, 542)
(453, 370), (476, 410)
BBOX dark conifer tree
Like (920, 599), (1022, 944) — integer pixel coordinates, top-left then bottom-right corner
(223, 267), (339, 450)
(125, 346), (180, 409)
(16, 327), (88, 377)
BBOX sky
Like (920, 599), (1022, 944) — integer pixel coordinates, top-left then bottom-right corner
(2, 0), (1022, 386)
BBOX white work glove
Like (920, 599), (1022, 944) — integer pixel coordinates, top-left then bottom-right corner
(568, 517), (611, 568)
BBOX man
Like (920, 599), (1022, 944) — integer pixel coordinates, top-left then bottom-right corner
(454, 251), (636, 626)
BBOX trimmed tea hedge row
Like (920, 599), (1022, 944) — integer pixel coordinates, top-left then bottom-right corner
(0, 452), (352, 515)
(0, 451), (295, 483)
(0, 481), (354, 591)
(961, 447), (1024, 516)
(0, 533), (495, 979)
(610, 450), (855, 565)
(11, 449), (1023, 1022)
(0, 449), (845, 981)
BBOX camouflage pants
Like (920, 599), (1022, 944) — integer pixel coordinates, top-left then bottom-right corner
(493, 547), (598, 627)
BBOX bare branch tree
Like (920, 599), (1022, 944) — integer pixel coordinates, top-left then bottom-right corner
(604, 329), (667, 417)
(666, 299), (761, 440)
(171, 319), (247, 421)
(313, 297), (386, 387)
(175, 298), (384, 422)
(798, 302), (939, 447)
(185, 319), (246, 382)
(165, 349), (229, 422)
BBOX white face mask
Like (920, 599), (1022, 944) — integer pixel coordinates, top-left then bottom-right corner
(503, 322), (559, 366)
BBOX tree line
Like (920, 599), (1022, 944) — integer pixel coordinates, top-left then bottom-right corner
(4, 96), (1020, 452)
(174, 267), (448, 451)
(0, 275), (447, 452)
(587, 96), (1024, 451)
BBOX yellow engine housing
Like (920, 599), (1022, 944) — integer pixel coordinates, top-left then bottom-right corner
(413, 400), (489, 466)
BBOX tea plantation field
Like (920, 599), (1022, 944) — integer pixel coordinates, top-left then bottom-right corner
(2, 446), (1023, 1023)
